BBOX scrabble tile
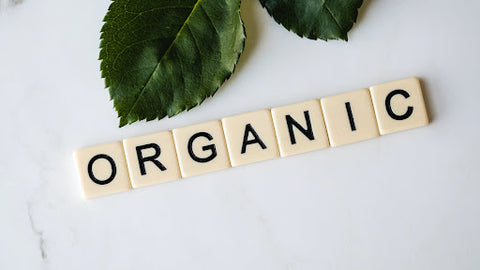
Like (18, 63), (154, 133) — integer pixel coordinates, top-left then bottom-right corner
(369, 77), (429, 135)
(271, 100), (329, 157)
(222, 109), (279, 167)
(123, 131), (181, 189)
(73, 141), (132, 199)
(172, 120), (230, 178)
(321, 88), (379, 147)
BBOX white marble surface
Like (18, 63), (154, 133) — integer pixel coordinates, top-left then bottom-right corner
(1, 0), (479, 269)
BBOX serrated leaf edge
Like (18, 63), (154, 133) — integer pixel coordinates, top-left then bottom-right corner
(99, 0), (246, 127)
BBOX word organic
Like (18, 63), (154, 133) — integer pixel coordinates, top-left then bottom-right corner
(74, 77), (429, 199)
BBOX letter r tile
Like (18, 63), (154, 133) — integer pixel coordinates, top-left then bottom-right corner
(73, 141), (132, 199)
(369, 77), (429, 135)
(172, 120), (231, 178)
(222, 109), (279, 167)
(123, 131), (181, 189)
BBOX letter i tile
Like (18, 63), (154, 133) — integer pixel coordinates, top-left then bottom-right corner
(321, 89), (379, 147)
(172, 120), (231, 178)
(222, 109), (279, 167)
(73, 141), (132, 199)
(123, 131), (181, 189)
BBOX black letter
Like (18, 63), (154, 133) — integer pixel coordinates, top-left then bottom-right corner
(385, 89), (414, 120)
(285, 111), (315, 145)
(241, 124), (267, 154)
(136, 143), (166, 175)
(187, 132), (217, 163)
(345, 102), (356, 131)
(87, 154), (116, 185)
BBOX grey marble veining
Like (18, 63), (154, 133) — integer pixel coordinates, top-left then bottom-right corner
(1, 0), (480, 269)
(0, 0), (23, 9)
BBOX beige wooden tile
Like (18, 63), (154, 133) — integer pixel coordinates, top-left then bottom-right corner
(271, 100), (329, 157)
(370, 77), (429, 135)
(321, 88), (379, 147)
(172, 120), (230, 178)
(73, 141), (132, 199)
(123, 131), (181, 189)
(222, 109), (279, 167)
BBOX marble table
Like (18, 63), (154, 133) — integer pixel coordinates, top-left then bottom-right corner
(1, 0), (479, 269)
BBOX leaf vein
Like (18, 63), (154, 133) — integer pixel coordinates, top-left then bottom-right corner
(116, 5), (195, 38)
(323, 1), (344, 33)
(108, 6), (195, 69)
(123, 0), (203, 121)
(200, 4), (220, 36)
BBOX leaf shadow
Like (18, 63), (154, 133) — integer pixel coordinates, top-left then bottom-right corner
(224, 0), (375, 92)
(355, 0), (374, 27)
(232, 0), (263, 76)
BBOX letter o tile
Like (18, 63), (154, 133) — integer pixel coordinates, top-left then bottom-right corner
(73, 141), (132, 199)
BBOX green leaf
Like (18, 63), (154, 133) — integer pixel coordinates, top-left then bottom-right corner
(259, 0), (363, 41)
(100, 0), (245, 127)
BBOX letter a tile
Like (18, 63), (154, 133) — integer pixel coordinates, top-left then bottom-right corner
(369, 77), (429, 135)
(321, 89), (379, 147)
(123, 131), (181, 189)
(271, 100), (329, 157)
(172, 120), (230, 178)
(222, 109), (279, 167)
(73, 141), (132, 199)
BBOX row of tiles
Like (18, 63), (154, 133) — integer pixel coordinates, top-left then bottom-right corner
(74, 77), (429, 199)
